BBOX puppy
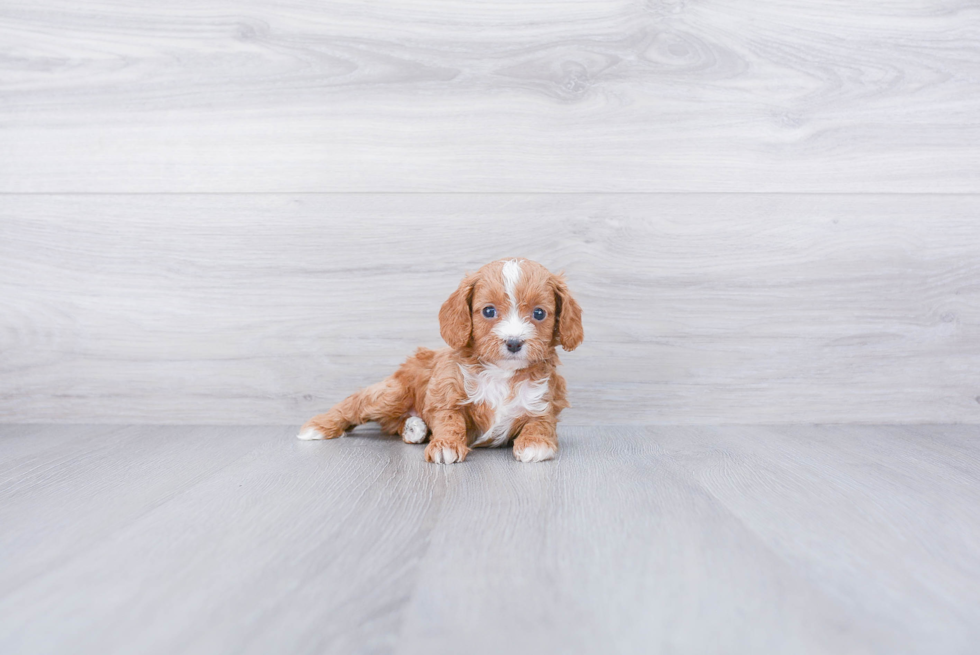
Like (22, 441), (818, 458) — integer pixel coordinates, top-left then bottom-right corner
(297, 258), (583, 463)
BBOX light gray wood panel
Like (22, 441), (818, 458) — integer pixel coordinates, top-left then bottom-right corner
(0, 425), (444, 655)
(0, 424), (271, 593)
(393, 426), (894, 655)
(1, 424), (979, 654)
(1, 1), (979, 192)
(655, 425), (980, 654)
(0, 424), (108, 473)
(2, 193), (979, 425)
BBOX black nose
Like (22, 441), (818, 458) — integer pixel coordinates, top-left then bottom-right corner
(506, 338), (524, 353)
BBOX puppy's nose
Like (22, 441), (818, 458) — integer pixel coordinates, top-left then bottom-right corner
(506, 338), (524, 353)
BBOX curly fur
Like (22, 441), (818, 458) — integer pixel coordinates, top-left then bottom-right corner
(299, 259), (583, 464)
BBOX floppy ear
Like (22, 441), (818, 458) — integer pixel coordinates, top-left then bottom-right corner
(439, 272), (478, 350)
(552, 274), (583, 351)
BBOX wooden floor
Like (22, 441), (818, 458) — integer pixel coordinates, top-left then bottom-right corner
(2, 424), (978, 654)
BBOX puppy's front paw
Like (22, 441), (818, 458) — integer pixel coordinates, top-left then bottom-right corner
(424, 439), (469, 464)
(401, 416), (429, 444)
(513, 440), (557, 463)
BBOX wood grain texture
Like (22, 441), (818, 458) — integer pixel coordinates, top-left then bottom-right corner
(1, 424), (978, 654)
(0, 425), (272, 593)
(1, 1), (979, 192)
(653, 424), (980, 654)
(2, 193), (979, 425)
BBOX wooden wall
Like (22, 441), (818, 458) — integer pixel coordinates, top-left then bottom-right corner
(1, 1), (978, 424)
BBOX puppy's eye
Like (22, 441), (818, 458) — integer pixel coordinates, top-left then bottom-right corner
(533, 308), (546, 321)
(482, 306), (496, 319)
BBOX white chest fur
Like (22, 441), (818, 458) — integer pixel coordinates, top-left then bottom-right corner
(459, 363), (550, 447)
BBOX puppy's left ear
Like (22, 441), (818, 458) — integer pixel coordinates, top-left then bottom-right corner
(552, 273), (583, 351)
(439, 272), (478, 350)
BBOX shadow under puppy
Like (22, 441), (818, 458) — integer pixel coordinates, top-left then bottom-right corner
(298, 258), (583, 463)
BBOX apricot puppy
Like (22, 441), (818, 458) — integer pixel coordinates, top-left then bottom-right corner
(298, 258), (583, 463)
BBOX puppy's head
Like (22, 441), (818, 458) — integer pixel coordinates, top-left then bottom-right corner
(439, 259), (583, 367)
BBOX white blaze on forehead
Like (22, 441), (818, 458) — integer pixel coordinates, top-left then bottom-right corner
(495, 259), (534, 342)
(502, 259), (522, 303)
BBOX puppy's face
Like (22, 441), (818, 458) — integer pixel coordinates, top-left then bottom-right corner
(439, 259), (583, 367)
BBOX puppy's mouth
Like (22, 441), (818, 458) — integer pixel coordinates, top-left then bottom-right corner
(497, 350), (530, 368)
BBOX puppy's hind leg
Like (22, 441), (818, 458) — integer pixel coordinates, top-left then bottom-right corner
(298, 378), (409, 441)
(401, 416), (429, 444)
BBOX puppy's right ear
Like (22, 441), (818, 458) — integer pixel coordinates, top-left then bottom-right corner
(439, 272), (478, 349)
